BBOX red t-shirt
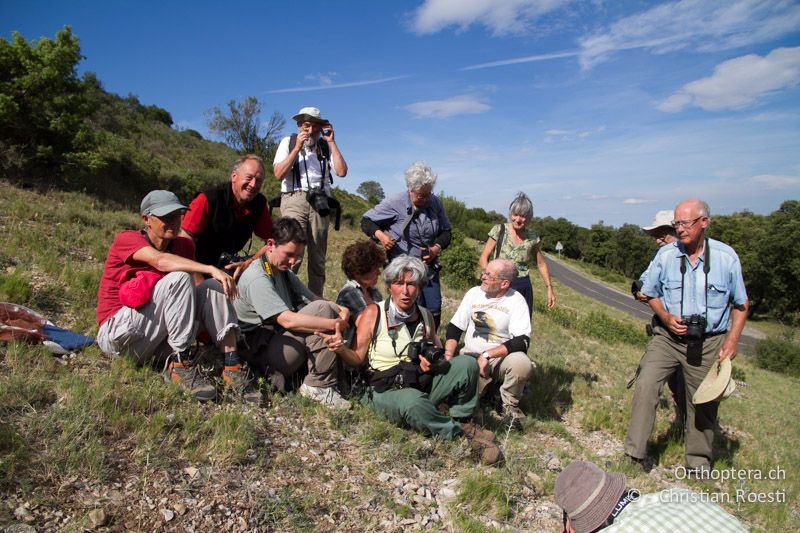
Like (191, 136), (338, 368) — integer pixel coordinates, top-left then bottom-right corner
(96, 230), (195, 325)
(181, 192), (273, 241)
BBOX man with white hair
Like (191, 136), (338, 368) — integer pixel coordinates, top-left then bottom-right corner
(273, 107), (348, 297)
(625, 199), (749, 472)
(444, 258), (534, 426)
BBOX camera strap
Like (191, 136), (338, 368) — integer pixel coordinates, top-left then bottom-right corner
(679, 237), (710, 320)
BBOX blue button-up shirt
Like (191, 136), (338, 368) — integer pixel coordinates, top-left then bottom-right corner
(641, 238), (747, 333)
(362, 191), (451, 261)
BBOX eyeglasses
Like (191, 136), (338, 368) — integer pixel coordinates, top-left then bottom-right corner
(481, 270), (505, 282)
(671, 216), (703, 229)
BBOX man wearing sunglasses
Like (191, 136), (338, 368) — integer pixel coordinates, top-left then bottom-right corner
(624, 199), (749, 473)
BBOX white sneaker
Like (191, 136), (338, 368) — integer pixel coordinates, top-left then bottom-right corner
(299, 383), (351, 410)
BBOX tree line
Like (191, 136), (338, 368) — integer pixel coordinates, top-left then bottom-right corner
(3, 28), (796, 321)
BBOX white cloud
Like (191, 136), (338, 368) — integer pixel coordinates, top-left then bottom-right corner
(623, 198), (648, 205)
(751, 174), (800, 189)
(543, 125), (606, 143)
(410, 0), (567, 36)
(461, 50), (578, 71)
(579, 0), (800, 70)
(405, 95), (491, 119)
(304, 72), (338, 86)
(657, 47), (800, 112)
(268, 75), (409, 94)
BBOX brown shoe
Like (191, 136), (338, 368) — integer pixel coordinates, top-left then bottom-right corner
(460, 421), (496, 442)
(222, 364), (262, 405)
(463, 434), (504, 466)
(163, 357), (216, 402)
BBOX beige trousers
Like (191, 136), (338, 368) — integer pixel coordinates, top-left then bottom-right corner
(280, 191), (330, 297)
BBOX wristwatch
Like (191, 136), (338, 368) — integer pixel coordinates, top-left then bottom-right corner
(481, 351), (490, 361)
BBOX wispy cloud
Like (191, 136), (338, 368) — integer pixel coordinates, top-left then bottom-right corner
(579, 0), (800, 70)
(304, 72), (338, 86)
(544, 125), (606, 143)
(409, 0), (567, 36)
(268, 75), (409, 94)
(657, 47), (800, 112)
(461, 50), (578, 71)
(623, 198), (649, 205)
(751, 174), (800, 190)
(405, 95), (491, 119)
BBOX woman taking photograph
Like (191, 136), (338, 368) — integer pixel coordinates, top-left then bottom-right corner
(479, 192), (556, 316)
(316, 255), (502, 465)
(335, 240), (385, 343)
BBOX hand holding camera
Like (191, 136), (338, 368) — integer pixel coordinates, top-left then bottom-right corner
(408, 340), (445, 372)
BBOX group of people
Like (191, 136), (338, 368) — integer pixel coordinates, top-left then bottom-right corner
(95, 104), (750, 528)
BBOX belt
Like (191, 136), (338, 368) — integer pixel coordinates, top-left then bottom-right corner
(282, 190), (306, 195)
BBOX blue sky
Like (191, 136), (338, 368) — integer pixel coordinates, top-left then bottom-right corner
(3, 0), (800, 227)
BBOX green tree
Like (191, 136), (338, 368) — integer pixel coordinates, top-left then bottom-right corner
(0, 26), (100, 180)
(206, 97), (284, 162)
(356, 180), (384, 204)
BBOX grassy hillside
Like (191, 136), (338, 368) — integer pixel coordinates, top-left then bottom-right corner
(1, 183), (797, 531)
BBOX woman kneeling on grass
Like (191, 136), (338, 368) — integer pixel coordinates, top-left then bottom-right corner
(316, 255), (502, 465)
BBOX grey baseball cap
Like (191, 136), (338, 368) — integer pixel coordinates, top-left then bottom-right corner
(140, 190), (187, 216)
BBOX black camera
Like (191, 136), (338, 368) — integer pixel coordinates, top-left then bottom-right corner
(682, 314), (707, 342)
(306, 187), (330, 216)
(217, 252), (248, 269)
(407, 340), (445, 365)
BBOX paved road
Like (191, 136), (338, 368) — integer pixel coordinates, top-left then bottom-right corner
(545, 256), (760, 355)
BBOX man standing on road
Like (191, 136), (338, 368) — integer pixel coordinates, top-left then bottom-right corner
(180, 155), (273, 279)
(624, 199), (748, 472)
(444, 258), (533, 426)
(273, 107), (348, 297)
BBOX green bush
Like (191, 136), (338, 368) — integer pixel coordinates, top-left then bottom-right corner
(441, 232), (479, 291)
(755, 336), (800, 378)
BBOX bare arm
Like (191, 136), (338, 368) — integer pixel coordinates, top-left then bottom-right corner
(131, 246), (238, 298)
(535, 247), (557, 309)
(719, 302), (749, 361)
(273, 134), (307, 181)
(323, 125), (347, 177)
(316, 304), (376, 367)
(478, 238), (496, 270)
(275, 304), (349, 334)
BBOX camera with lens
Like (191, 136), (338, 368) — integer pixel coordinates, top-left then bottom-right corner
(217, 252), (248, 269)
(682, 314), (707, 343)
(306, 187), (331, 216)
(407, 340), (445, 365)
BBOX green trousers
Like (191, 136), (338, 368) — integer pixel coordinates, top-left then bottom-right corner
(625, 325), (725, 469)
(367, 355), (479, 440)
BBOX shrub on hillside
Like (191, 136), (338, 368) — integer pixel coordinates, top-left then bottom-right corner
(440, 231), (478, 291)
(755, 336), (800, 378)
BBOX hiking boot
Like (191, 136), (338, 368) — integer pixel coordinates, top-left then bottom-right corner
(222, 364), (262, 405)
(463, 434), (504, 466)
(460, 421), (496, 442)
(299, 383), (351, 410)
(502, 404), (525, 430)
(624, 454), (653, 473)
(163, 357), (216, 402)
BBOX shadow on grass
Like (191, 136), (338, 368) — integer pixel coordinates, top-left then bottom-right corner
(522, 364), (586, 421)
(648, 409), (741, 468)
